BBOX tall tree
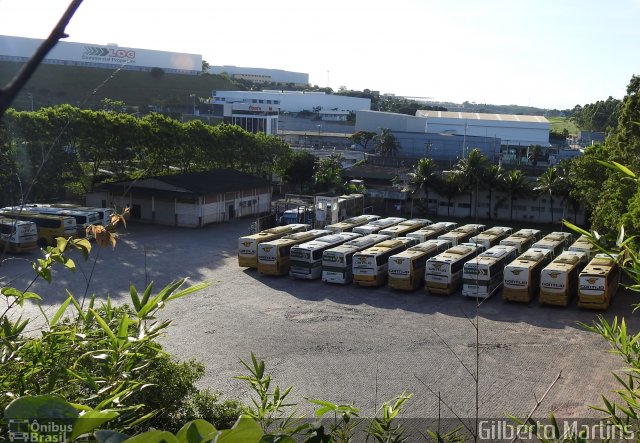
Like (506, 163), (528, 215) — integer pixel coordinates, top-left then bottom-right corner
(435, 174), (460, 217)
(349, 130), (376, 151)
(500, 169), (530, 222)
(374, 128), (399, 158)
(313, 154), (344, 193)
(483, 164), (504, 219)
(534, 166), (564, 225)
(452, 148), (489, 220)
(407, 157), (437, 215)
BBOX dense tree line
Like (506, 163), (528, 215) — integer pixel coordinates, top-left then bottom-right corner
(0, 104), (292, 205)
(570, 96), (621, 132)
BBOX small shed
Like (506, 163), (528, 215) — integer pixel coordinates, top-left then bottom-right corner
(86, 169), (272, 227)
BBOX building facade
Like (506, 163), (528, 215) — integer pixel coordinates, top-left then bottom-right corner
(208, 65), (309, 86)
(86, 170), (271, 227)
(0, 34), (202, 75)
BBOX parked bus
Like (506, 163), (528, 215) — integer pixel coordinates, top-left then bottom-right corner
(322, 234), (390, 284)
(578, 254), (621, 310)
(568, 235), (598, 260)
(531, 232), (573, 258)
(289, 232), (361, 279)
(0, 211), (77, 247)
(238, 224), (310, 268)
(388, 239), (450, 291)
(378, 219), (432, 238)
(49, 204), (117, 231)
(352, 237), (418, 287)
(407, 222), (458, 243)
(0, 217), (38, 253)
(469, 226), (512, 249)
(6, 206), (100, 238)
(325, 214), (380, 233)
(437, 224), (486, 246)
(352, 217), (406, 235)
(502, 247), (553, 303)
(425, 243), (484, 295)
(462, 245), (518, 299)
(257, 229), (331, 276)
(499, 229), (542, 253)
(539, 250), (588, 306)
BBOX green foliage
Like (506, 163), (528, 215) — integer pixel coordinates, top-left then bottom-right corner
(348, 130), (376, 150)
(452, 148), (489, 219)
(374, 128), (399, 158)
(570, 96), (620, 132)
(313, 154), (344, 193)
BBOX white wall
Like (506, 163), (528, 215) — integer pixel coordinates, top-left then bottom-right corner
(213, 91), (370, 113)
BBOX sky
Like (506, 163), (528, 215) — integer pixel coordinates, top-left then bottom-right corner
(0, 0), (638, 110)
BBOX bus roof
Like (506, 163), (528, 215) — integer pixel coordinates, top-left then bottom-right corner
(0, 210), (75, 221)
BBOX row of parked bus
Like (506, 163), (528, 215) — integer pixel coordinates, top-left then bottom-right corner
(0, 204), (115, 253)
(238, 215), (621, 310)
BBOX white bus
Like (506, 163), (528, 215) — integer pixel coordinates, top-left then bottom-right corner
(7, 206), (101, 239)
(462, 245), (518, 299)
(238, 224), (310, 268)
(568, 235), (598, 261)
(0, 217), (38, 253)
(257, 229), (331, 276)
(352, 217), (406, 235)
(499, 229), (542, 253)
(407, 222), (458, 243)
(469, 226), (513, 249)
(378, 219), (432, 238)
(352, 237), (418, 287)
(539, 250), (588, 306)
(388, 239), (451, 291)
(325, 214), (380, 233)
(531, 232), (573, 258)
(437, 224), (486, 246)
(289, 232), (361, 280)
(578, 254), (621, 310)
(502, 247), (553, 303)
(425, 243), (484, 295)
(50, 205), (117, 231)
(322, 234), (390, 284)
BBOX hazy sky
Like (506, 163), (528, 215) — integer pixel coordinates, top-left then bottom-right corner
(1, 0), (638, 110)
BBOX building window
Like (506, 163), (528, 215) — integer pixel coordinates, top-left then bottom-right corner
(267, 100), (272, 104)
(274, 100), (280, 104)
(458, 203), (471, 208)
(259, 100), (264, 103)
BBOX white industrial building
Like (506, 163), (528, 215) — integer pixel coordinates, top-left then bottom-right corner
(0, 34), (202, 75)
(212, 90), (371, 114)
(209, 65), (309, 86)
(356, 110), (550, 148)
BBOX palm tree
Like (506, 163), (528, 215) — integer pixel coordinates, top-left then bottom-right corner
(534, 166), (564, 225)
(407, 157), (437, 216)
(374, 128), (399, 158)
(452, 148), (489, 220)
(483, 164), (505, 219)
(436, 174), (461, 217)
(500, 169), (531, 221)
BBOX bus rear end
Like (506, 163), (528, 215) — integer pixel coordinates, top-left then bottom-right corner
(352, 253), (379, 286)
(0, 219), (38, 253)
(578, 255), (620, 310)
(238, 236), (259, 268)
(540, 251), (587, 306)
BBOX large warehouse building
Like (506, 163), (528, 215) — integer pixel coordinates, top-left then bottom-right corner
(208, 65), (309, 86)
(212, 90), (371, 114)
(355, 109), (549, 162)
(0, 35), (202, 75)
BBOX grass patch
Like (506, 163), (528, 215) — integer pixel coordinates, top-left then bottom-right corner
(548, 116), (579, 136)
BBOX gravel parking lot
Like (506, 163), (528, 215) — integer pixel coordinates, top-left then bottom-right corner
(3, 220), (640, 423)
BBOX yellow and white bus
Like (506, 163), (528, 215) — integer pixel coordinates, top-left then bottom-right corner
(352, 237), (418, 287)
(437, 224), (486, 246)
(0, 217), (38, 253)
(257, 229), (332, 276)
(502, 247), (553, 303)
(468, 226), (513, 249)
(0, 211), (77, 247)
(425, 243), (484, 295)
(578, 254), (621, 310)
(568, 234), (598, 261)
(539, 250), (588, 306)
(462, 245), (518, 299)
(322, 234), (390, 284)
(531, 232), (573, 258)
(7, 206), (100, 239)
(407, 221), (458, 243)
(388, 239), (451, 291)
(325, 214), (380, 233)
(238, 224), (310, 268)
(499, 228), (542, 253)
(49, 204), (117, 231)
(378, 218), (432, 238)
(289, 232), (361, 280)
(352, 217), (406, 235)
